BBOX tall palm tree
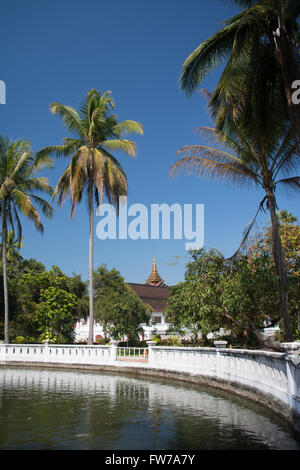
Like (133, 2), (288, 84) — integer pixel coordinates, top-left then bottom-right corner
(169, 124), (299, 341)
(180, 0), (300, 142)
(177, 7), (300, 341)
(0, 137), (53, 343)
(37, 89), (143, 344)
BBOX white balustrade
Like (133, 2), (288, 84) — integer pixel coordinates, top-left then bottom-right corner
(0, 343), (113, 366)
(0, 340), (299, 431)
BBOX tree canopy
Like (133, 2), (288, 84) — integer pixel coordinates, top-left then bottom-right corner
(165, 212), (300, 348)
(93, 264), (152, 342)
(0, 263), (88, 344)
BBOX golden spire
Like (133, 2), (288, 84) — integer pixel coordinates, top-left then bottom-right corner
(146, 255), (166, 286)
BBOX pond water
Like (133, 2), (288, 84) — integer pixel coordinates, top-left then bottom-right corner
(0, 366), (299, 450)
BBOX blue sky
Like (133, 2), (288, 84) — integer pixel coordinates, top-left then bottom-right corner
(1, 0), (299, 286)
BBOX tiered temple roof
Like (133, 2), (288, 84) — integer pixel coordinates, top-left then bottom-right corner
(128, 256), (170, 311)
(145, 255), (166, 287)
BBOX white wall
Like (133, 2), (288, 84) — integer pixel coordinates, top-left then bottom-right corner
(75, 314), (172, 342)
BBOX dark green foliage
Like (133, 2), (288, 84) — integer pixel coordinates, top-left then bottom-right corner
(165, 238), (298, 349)
(0, 262), (88, 343)
(93, 264), (152, 341)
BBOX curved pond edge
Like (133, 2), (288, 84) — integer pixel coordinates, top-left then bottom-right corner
(0, 359), (299, 435)
(1, 342), (300, 434)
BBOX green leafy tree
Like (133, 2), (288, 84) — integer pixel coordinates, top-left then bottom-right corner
(219, 256), (280, 347)
(170, 115), (299, 341)
(166, 250), (227, 342)
(20, 258), (46, 273)
(94, 265), (152, 342)
(247, 211), (300, 338)
(165, 248), (285, 350)
(165, 249), (226, 343)
(106, 284), (152, 342)
(93, 265), (126, 339)
(0, 137), (53, 343)
(14, 266), (86, 343)
(165, 280), (216, 343)
(37, 89), (143, 344)
(37, 287), (78, 343)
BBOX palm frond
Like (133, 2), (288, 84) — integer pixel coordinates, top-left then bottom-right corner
(36, 140), (83, 160)
(180, 7), (264, 95)
(276, 176), (300, 193)
(50, 102), (83, 136)
(171, 141), (260, 185)
(180, 21), (236, 95)
(12, 190), (44, 233)
(21, 176), (53, 197)
(273, 139), (300, 178)
(169, 154), (258, 187)
(102, 139), (138, 157)
(50, 89), (142, 217)
(194, 126), (255, 162)
(29, 194), (54, 218)
(12, 203), (23, 248)
(228, 195), (267, 262)
(112, 120), (144, 137)
(10, 150), (32, 178)
(52, 165), (72, 207)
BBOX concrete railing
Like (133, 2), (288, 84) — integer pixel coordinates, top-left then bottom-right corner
(0, 343), (115, 366)
(149, 343), (300, 422)
(0, 340), (300, 431)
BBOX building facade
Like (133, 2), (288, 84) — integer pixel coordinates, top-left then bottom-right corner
(74, 256), (171, 342)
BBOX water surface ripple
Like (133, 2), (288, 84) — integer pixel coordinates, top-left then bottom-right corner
(0, 367), (299, 450)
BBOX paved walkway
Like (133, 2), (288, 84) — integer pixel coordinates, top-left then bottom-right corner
(117, 358), (148, 364)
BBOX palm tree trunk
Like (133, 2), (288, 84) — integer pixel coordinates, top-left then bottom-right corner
(2, 199), (9, 343)
(88, 184), (94, 345)
(266, 188), (293, 342)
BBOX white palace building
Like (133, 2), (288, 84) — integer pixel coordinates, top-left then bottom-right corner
(74, 256), (171, 343)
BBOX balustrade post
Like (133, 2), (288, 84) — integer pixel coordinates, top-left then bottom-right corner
(214, 340), (228, 349)
(110, 341), (118, 364)
(0, 342), (5, 363)
(214, 341), (228, 380)
(146, 340), (157, 365)
(280, 342), (300, 410)
(43, 340), (50, 363)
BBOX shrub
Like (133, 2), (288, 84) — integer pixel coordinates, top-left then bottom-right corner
(154, 336), (183, 346)
(96, 337), (110, 345)
(118, 339), (148, 347)
(14, 336), (25, 344)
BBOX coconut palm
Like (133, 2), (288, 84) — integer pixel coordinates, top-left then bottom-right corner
(177, 10), (300, 341)
(37, 89), (143, 344)
(180, 0), (300, 142)
(204, 25), (289, 139)
(170, 122), (299, 341)
(0, 230), (24, 264)
(0, 137), (53, 343)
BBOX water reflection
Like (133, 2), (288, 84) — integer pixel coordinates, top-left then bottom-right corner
(0, 366), (299, 450)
